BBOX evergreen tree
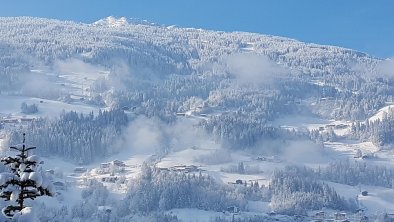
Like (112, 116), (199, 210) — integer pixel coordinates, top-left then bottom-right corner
(0, 133), (54, 219)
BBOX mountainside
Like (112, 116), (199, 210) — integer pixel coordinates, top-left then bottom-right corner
(1, 17), (394, 221)
(0, 16), (379, 76)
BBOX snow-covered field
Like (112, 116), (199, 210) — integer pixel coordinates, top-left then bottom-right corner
(0, 95), (101, 119)
(368, 103), (394, 122)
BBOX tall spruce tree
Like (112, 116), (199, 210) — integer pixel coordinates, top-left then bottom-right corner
(0, 133), (54, 219)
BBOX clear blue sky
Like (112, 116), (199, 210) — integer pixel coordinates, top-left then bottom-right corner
(0, 0), (393, 58)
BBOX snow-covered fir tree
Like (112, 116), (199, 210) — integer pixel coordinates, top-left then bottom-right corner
(0, 133), (54, 221)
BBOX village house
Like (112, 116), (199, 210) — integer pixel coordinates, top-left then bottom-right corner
(314, 211), (325, 221)
(74, 167), (87, 173)
(334, 212), (347, 221)
(225, 206), (240, 214)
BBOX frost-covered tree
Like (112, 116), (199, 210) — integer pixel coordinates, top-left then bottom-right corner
(0, 133), (54, 220)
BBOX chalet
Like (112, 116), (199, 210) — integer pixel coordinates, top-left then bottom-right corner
(97, 163), (111, 174)
(20, 117), (35, 122)
(169, 165), (186, 171)
(100, 163), (111, 169)
(184, 165), (198, 172)
(226, 206), (240, 214)
(353, 209), (368, 222)
(314, 211), (325, 220)
(256, 155), (281, 163)
(334, 212), (346, 220)
(335, 124), (348, 129)
(1, 118), (18, 124)
(360, 216), (368, 222)
(256, 156), (267, 161)
(168, 165), (201, 173)
(74, 167), (87, 173)
(97, 206), (112, 214)
(113, 160), (126, 167)
(101, 176), (118, 183)
(235, 179), (243, 185)
(158, 167), (170, 172)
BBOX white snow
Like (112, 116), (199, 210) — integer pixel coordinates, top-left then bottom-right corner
(167, 208), (223, 222)
(12, 207), (36, 222)
(20, 172), (29, 181)
(0, 95), (101, 119)
(368, 103), (394, 122)
(327, 181), (394, 215)
(26, 155), (40, 163)
(10, 190), (20, 202)
(28, 172), (43, 187)
(273, 114), (329, 131)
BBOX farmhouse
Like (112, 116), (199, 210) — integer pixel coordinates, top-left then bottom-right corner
(74, 167), (87, 173)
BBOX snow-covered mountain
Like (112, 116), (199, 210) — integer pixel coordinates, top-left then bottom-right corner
(0, 17), (394, 221)
(0, 16), (379, 76)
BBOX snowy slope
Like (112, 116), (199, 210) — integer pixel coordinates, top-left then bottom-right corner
(0, 16), (393, 221)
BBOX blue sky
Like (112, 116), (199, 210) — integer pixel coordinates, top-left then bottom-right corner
(0, 0), (393, 58)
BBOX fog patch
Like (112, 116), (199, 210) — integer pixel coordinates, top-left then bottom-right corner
(115, 116), (164, 155)
(376, 58), (394, 78)
(20, 73), (62, 99)
(115, 116), (215, 155)
(107, 60), (134, 91)
(94, 59), (156, 93)
(282, 140), (327, 165)
(252, 139), (288, 156)
(226, 53), (287, 86)
(352, 58), (394, 79)
(194, 149), (232, 165)
(54, 58), (104, 75)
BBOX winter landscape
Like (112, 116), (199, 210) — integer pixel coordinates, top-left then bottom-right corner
(0, 6), (393, 222)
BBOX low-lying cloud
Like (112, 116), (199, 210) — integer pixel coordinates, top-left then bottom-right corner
(376, 58), (394, 78)
(114, 116), (214, 155)
(352, 58), (394, 79)
(282, 140), (327, 165)
(21, 73), (61, 99)
(54, 58), (104, 75)
(226, 53), (287, 86)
